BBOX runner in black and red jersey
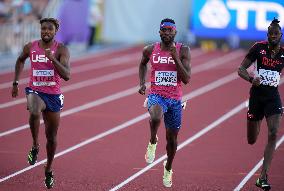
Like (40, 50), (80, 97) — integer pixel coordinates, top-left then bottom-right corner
(238, 18), (284, 191)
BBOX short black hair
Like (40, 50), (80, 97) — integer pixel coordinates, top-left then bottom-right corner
(268, 17), (281, 30)
(40, 18), (60, 31)
(161, 18), (175, 25)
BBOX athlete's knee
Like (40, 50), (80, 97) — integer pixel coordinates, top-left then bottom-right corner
(46, 135), (57, 146)
(29, 110), (41, 120)
(268, 128), (278, 142)
(150, 115), (162, 124)
(166, 134), (177, 146)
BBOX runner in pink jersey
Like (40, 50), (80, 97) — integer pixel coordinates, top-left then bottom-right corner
(11, 18), (70, 189)
(138, 18), (191, 187)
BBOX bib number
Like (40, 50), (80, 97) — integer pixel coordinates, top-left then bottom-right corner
(258, 69), (280, 87)
(155, 71), (177, 86)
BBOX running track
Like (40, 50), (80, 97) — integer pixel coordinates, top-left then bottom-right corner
(0, 45), (283, 191)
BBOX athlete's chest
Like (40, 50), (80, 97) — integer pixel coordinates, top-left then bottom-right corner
(150, 52), (177, 73)
(256, 47), (284, 72)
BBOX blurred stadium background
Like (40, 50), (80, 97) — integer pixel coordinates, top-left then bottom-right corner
(0, 0), (283, 70)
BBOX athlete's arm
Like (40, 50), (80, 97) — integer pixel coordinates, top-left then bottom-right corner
(170, 44), (190, 84)
(138, 45), (153, 95)
(238, 58), (260, 86)
(45, 43), (70, 81)
(11, 42), (31, 97)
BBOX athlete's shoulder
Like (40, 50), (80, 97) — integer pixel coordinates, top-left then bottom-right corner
(143, 44), (155, 57)
(252, 41), (268, 48)
(23, 41), (33, 52)
(57, 42), (69, 53)
(178, 43), (190, 55)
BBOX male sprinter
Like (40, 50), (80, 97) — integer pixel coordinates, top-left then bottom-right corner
(11, 18), (70, 189)
(138, 18), (191, 187)
(238, 18), (284, 191)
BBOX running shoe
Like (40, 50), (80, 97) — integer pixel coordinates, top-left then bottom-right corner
(163, 160), (173, 188)
(255, 175), (271, 191)
(145, 139), (158, 164)
(45, 171), (54, 189)
(27, 146), (39, 165)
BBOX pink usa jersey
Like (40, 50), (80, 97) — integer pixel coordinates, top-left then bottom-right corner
(149, 42), (183, 100)
(28, 40), (61, 94)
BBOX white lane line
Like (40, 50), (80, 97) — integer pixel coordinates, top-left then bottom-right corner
(0, 113), (150, 183)
(233, 135), (284, 191)
(0, 72), (238, 182)
(0, 67), (138, 109)
(0, 50), (243, 108)
(0, 48), (206, 89)
(0, 45), (141, 75)
(0, 53), (139, 90)
(112, 80), (284, 191)
(192, 50), (244, 73)
(109, 101), (247, 191)
(0, 85), (140, 137)
(0, 71), (238, 138)
(233, 80), (284, 191)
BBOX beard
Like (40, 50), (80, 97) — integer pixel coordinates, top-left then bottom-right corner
(161, 35), (175, 45)
(42, 38), (52, 43)
(41, 34), (53, 43)
(268, 38), (281, 47)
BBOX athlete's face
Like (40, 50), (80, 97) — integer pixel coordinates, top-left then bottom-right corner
(41, 22), (57, 43)
(267, 26), (282, 46)
(159, 27), (176, 44)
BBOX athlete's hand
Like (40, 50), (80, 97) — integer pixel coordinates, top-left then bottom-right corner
(252, 77), (261, 86)
(45, 48), (56, 62)
(11, 85), (19, 98)
(138, 84), (146, 95)
(169, 43), (178, 59)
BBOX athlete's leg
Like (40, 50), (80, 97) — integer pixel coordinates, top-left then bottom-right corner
(165, 128), (179, 171)
(148, 104), (163, 144)
(247, 120), (262, 145)
(260, 114), (281, 179)
(42, 111), (60, 172)
(27, 93), (46, 147)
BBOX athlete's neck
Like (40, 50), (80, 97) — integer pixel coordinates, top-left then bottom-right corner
(39, 39), (54, 49)
(160, 42), (175, 51)
(268, 43), (280, 54)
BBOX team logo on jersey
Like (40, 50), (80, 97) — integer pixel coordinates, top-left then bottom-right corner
(262, 57), (281, 68)
(260, 50), (266, 55)
(31, 51), (54, 63)
(152, 54), (175, 64)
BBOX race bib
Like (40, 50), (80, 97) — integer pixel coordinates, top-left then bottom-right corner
(258, 69), (280, 87)
(155, 71), (177, 86)
(32, 69), (56, 86)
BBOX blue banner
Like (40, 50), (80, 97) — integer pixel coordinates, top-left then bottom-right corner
(191, 0), (284, 40)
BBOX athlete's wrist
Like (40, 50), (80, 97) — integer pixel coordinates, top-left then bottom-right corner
(248, 76), (254, 83)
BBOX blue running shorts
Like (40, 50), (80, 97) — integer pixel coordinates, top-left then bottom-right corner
(147, 94), (182, 130)
(25, 87), (64, 112)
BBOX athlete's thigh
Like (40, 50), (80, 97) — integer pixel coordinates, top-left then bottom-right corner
(42, 111), (60, 137)
(148, 94), (165, 119)
(26, 93), (46, 112)
(164, 100), (182, 130)
(247, 94), (264, 121)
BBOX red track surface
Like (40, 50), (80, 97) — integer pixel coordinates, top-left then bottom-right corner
(0, 46), (283, 191)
